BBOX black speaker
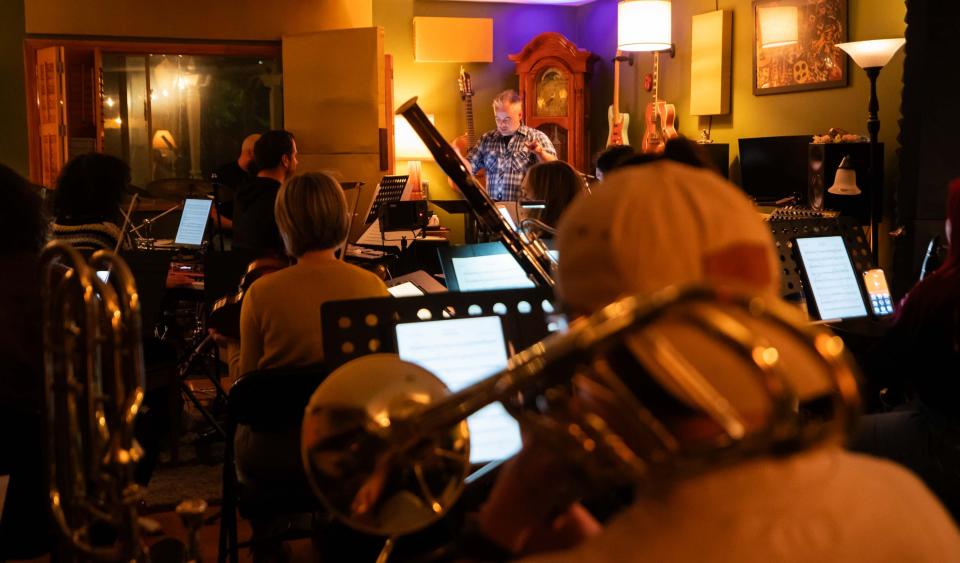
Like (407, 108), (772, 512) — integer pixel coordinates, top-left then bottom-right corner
(380, 200), (429, 231)
(700, 143), (730, 179)
(808, 142), (882, 225)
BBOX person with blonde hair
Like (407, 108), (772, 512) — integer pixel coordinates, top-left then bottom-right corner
(239, 171), (388, 376)
(457, 89), (557, 201)
(235, 171), (389, 561)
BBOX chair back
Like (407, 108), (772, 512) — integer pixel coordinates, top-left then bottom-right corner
(229, 365), (328, 432)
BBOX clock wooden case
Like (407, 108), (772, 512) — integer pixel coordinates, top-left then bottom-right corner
(510, 32), (595, 172)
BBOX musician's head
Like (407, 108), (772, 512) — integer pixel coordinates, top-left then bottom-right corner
(556, 159), (779, 317)
(255, 130), (298, 179)
(522, 160), (588, 228)
(492, 89), (523, 136)
(54, 153), (129, 226)
(595, 144), (635, 182)
(0, 163), (46, 256)
(239, 133), (262, 172)
(274, 172), (348, 258)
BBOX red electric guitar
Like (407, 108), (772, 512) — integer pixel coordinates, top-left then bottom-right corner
(606, 51), (630, 147)
(641, 51), (678, 154)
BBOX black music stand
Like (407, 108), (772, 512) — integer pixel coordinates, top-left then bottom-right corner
(321, 287), (557, 371)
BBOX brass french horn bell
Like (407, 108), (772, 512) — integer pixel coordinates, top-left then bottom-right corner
(301, 355), (470, 538)
(301, 287), (861, 540)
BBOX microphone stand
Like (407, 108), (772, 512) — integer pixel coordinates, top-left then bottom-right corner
(210, 173), (226, 252)
(129, 203), (184, 245)
(396, 97), (555, 288)
(115, 194), (140, 253)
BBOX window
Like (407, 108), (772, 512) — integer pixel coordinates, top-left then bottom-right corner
(26, 40), (281, 188)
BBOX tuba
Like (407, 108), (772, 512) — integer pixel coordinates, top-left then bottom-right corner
(40, 241), (147, 561)
(301, 286), (862, 549)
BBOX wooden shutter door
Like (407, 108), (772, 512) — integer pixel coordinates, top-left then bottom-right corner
(37, 46), (67, 188)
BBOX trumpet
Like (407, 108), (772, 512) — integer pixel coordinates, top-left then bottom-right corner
(40, 241), (146, 561)
(301, 286), (861, 545)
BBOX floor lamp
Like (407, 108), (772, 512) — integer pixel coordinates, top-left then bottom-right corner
(836, 38), (906, 263)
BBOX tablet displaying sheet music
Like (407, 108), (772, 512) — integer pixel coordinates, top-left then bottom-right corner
(440, 242), (558, 292)
(174, 198), (213, 246)
(795, 236), (868, 320)
(395, 316), (522, 464)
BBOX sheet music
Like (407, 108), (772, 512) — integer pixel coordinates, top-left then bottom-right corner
(396, 316), (522, 463)
(796, 236), (868, 320)
(174, 199), (212, 246)
(356, 220), (419, 249)
(452, 253), (536, 292)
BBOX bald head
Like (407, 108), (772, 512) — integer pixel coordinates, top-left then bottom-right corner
(238, 133), (261, 171)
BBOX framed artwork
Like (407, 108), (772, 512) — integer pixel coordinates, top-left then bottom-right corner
(753, 0), (847, 95)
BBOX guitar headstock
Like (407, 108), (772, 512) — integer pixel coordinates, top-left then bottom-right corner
(458, 66), (474, 100)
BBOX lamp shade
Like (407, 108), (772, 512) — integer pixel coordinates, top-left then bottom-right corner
(758, 5), (798, 49)
(618, 0), (672, 52)
(394, 114), (435, 160)
(152, 130), (177, 151)
(836, 38), (905, 69)
(828, 156), (861, 196)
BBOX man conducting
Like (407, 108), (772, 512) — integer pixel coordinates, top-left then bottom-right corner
(459, 89), (557, 201)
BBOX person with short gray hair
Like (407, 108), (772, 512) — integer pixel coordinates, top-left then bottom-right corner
(458, 89), (557, 201)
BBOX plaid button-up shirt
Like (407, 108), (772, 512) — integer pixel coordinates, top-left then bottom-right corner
(466, 125), (557, 201)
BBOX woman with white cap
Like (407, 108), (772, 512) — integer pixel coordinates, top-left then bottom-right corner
(473, 157), (960, 561)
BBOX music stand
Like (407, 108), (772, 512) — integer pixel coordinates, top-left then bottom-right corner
(320, 287), (557, 371)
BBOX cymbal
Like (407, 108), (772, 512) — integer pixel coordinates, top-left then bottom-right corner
(124, 183), (152, 198)
(145, 178), (214, 200)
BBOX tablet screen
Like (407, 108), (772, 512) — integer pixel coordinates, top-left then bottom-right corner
(395, 316), (522, 463)
(174, 198), (213, 246)
(387, 281), (425, 297)
(795, 236), (868, 320)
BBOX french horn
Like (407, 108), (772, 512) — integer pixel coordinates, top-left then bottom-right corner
(301, 286), (861, 547)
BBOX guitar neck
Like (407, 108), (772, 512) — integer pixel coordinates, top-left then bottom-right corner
(613, 51), (621, 116)
(465, 97), (476, 148)
(652, 51), (660, 106)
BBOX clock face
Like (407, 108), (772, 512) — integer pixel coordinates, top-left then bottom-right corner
(535, 67), (569, 118)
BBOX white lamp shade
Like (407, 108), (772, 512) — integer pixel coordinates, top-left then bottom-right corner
(618, 0), (672, 52)
(836, 38), (905, 69)
(758, 6), (798, 49)
(828, 156), (861, 196)
(394, 114), (435, 160)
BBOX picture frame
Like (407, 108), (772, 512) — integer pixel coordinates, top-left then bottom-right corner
(753, 0), (847, 95)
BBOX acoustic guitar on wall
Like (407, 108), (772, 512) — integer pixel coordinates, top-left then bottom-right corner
(641, 51), (678, 154)
(455, 66), (477, 154)
(606, 51), (631, 147)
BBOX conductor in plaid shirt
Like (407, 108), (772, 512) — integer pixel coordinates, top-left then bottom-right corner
(458, 89), (557, 201)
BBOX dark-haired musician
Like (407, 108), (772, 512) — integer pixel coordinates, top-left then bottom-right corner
(233, 129), (298, 257)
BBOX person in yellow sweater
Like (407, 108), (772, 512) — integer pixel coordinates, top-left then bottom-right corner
(239, 172), (389, 376)
(235, 172), (388, 560)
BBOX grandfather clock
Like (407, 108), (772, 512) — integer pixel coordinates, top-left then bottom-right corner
(510, 32), (595, 172)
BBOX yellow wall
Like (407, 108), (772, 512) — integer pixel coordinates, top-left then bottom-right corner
(647, 0), (904, 179)
(645, 0), (906, 264)
(25, 0), (372, 40)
